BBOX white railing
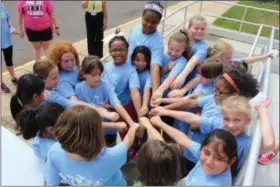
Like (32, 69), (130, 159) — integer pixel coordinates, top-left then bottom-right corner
(241, 26), (275, 186)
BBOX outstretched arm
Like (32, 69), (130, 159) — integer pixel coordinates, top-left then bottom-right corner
(256, 98), (276, 154)
(150, 106), (201, 125)
(150, 116), (192, 149)
(139, 117), (164, 142)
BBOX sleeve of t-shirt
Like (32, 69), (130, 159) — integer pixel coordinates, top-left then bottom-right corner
(17, 1), (24, 13)
(129, 68), (140, 89)
(57, 81), (76, 98)
(144, 73), (152, 88)
(197, 95), (213, 108)
(108, 142), (128, 169)
(31, 138), (43, 160)
(193, 42), (208, 64)
(45, 0), (54, 14)
(104, 81), (120, 106)
(170, 58), (187, 77)
(188, 140), (201, 161)
(45, 152), (61, 186)
(199, 115), (223, 134)
(150, 42), (164, 67)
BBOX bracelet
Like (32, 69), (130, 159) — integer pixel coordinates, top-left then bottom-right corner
(55, 26), (59, 29)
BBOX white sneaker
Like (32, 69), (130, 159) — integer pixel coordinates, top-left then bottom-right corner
(270, 49), (279, 58)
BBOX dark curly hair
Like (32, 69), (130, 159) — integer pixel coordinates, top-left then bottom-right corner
(221, 69), (259, 98)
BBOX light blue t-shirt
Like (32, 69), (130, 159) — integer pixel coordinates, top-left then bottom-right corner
(161, 54), (187, 83)
(197, 94), (224, 134)
(227, 131), (251, 170)
(44, 89), (75, 108)
(31, 134), (57, 163)
(45, 142), (128, 186)
(128, 24), (164, 66)
(182, 141), (232, 186)
(103, 61), (140, 105)
(183, 95), (223, 163)
(137, 70), (152, 97)
(1, 2), (13, 49)
(56, 66), (79, 99)
(191, 40), (208, 64)
(188, 81), (214, 97)
(183, 40), (208, 84)
(75, 80), (120, 107)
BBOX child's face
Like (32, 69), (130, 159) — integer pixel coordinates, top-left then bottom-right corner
(200, 141), (232, 176)
(167, 41), (186, 60)
(60, 52), (76, 71)
(84, 68), (102, 87)
(142, 11), (161, 35)
(222, 109), (250, 136)
(188, 21), (206, 41)
(134, 52), (148, 72)
(109, 40), (128, 65)
(220, 50), (233, 65)
(214, 80), (232, 104)
(45, 67), (59, 89)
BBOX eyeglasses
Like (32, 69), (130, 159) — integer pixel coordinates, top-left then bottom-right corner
(214, 87), (231, 95)
(109, 48), (127, 53)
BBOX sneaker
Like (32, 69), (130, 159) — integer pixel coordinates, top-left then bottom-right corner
(1, 83), (11, 93)
(11, 77), (18, 84)
(258, 151), (278, 165)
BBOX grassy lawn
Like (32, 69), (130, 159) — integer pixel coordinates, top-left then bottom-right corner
(213, 1), (279, 40)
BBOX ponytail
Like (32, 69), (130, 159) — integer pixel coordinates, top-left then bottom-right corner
(10, 95), (23, 120)
(16, 102), (65, 140)
(16, 108), (39, 140)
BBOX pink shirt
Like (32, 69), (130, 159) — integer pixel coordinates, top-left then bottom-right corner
(17, 0), (54, 31)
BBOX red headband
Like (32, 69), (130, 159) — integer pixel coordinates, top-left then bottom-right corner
(223, 73), (240, 94)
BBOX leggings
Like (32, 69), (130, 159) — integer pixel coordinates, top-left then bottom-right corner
(1, 46), (13, 67)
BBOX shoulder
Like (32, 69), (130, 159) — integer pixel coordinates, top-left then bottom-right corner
(104, 61), (114, 69)
(193, 40), (208, 48)
(176, 56), (187, 63)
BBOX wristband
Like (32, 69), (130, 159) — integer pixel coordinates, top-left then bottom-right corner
(55, 26), (59, 29)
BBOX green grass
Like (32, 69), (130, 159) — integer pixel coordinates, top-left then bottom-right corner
(213, 1), (279, 40)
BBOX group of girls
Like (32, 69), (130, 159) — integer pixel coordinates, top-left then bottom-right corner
(10, 0), (279, 186)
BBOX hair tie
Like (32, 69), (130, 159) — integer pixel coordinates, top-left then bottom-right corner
(144, 1), (164, 16)
(17, 96), (23, 107)
(222, 73), (240, 94)
(102, 30), (125, 44)
(30, 108), (37, 114)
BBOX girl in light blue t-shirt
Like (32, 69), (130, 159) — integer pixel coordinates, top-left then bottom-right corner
(16, 102), (64, 162)
(151, 116), (238, 186)
(45, 105), (141, 186)
(46, 42), (119, 122)
(131, 46), (152, 117)
(128, 1), (164, 94)
(171, 15), (208, 90)
(75, 55), (133, 146)
(151, 30), (192, 106)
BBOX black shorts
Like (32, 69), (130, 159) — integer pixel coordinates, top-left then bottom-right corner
(26, 27), (53, 42)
